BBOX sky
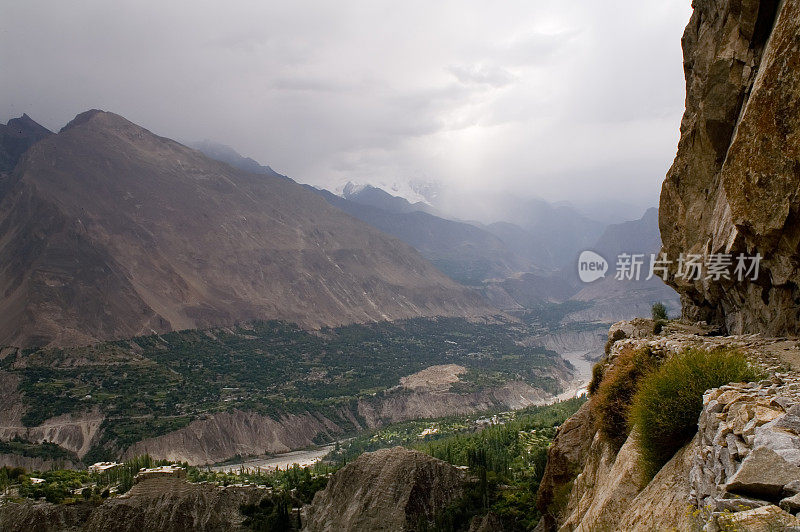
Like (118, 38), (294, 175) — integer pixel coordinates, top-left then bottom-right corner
(1, 1), (692, 213)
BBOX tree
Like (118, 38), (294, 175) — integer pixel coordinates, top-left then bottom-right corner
(651, 302), (668, 321)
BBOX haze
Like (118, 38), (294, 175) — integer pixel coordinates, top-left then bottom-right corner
(0, 0), (691, 213)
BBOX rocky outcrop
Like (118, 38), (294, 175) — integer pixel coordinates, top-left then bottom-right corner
(536, 325), (800, 531)
(303, 447), (466, 531)
(0, 477), (268, 532)
(659, 0), (800, 335)
(535, 402), (595, 530)
(84, 477), (266, 531)
(0, 500), (95, 532)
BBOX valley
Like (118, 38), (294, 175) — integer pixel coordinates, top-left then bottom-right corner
(0, 317), (573, 466)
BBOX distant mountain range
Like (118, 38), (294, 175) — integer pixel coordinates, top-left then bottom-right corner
(0, 111), (490, 347)
(187, 139), (287, 180)
(194, 139), (680, 324)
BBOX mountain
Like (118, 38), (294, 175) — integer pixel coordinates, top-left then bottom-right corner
(194, 145), (530, 284)
(0, 114), (52, 174)
(312, 188), (533, 284)
(438, 193), (605, 269)
(0, 110), (491, 347)
(565, 207), (680, 322)
(591, 207), (661, 263)
(341, 182), (436, 215)
(483, 221), (557, 270)
(188, 139), (286, 179)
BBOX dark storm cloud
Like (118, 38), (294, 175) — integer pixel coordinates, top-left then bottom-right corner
(0, 0), (691, 207)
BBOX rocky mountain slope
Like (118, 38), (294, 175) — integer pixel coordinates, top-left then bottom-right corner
(0, 109), (491, 347)
(304, 447), (467, 531)
(659, 0), (800, 335)
(536, 323), (800, 531)
(195, 142), (535, 284)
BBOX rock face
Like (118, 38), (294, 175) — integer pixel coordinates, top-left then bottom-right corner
(0, 477), (267, 532)
(659, 0), (800, 335)
(304, 447), (466, 532)
(0, 109), (491, 347)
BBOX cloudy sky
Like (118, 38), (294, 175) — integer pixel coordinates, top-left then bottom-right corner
(1, 0), (692, 211)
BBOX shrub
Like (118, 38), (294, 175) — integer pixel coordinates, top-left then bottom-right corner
(604, 329), (627, 356)
(652, 320), (665, 335)
(629, 348), (761, 479)
(587, 361), (605, 396)
(651, 302), (668, 321)
(591, 347), (660, 450)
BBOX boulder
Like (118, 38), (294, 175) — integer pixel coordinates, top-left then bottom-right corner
(715, 505), (800, 532)
(726, 447), (800, 498)
(781, 493), (800, 513)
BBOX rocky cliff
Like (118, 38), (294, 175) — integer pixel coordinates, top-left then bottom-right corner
(659, 0), (800, 335)
(303, 447), (467, 531)
(0, 109), (491, 347)
(535, 323), (800, 531)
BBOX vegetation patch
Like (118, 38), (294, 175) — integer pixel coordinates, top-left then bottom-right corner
(0, 437), (78, 463)
(591, 346), (660, 449)
(629, 348), (761, 479)
(587, 359), (606, 396)
(651, 302), (668, 334)
(4, 318), (563, 457)
(420, 398), (585, 531)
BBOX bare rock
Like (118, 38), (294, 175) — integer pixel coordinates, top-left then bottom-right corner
(0, 477), (267, 532)
(782, 493), (800, 513)
(535, 402), (595, 531)
(304, 447), (466, 532)
(658, 0), (800, 336)
(726, 446), (800, 498)
(468, 512), (504, 532)
(715, 504), (800, 532)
